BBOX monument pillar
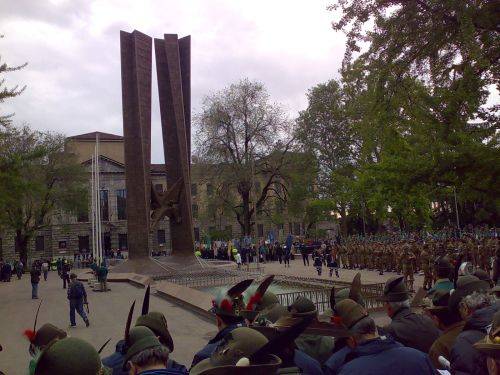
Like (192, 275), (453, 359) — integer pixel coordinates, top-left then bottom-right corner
(154, 34), (195, 256)
(120, 30), (152, 259)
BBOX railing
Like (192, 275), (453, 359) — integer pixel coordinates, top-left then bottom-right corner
(276, 289), (385, 313)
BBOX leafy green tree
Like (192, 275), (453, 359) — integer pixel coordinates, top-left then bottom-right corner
(0, 125), (88, 264)
(326, 0), (499, 230)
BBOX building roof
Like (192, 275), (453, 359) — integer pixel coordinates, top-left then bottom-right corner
(68, 131), (124, 141)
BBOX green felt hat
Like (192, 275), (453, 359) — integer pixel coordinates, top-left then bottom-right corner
(33, 337), (110, 375)
(474, 311), (500, 360)
(288, 296), (317, 317)
(334, 288), (366, 308)
(29, 323), (67, 355)
(123, 326), (164, 370)
(380, 276), (409, 302)
(191, 327), (280, 375)
(333, 299), (368, 329)
(136, 312), (174, 352)
(448, 275), (490, 312)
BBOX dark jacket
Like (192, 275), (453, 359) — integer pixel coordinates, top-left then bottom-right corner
(30, 269), (41, 283)
(190, 323), (243, 368)
(293, 349), (323, 375)
(450, 303), (500, 375)
(102, 340), (187, 375)
(336, 337), (436, 375)
(67, 280), (87, 301)
(384, 307), (440, 353)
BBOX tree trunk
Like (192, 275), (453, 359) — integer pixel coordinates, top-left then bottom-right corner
(15, 230), (29, 268)
(242, 191), (252, 236)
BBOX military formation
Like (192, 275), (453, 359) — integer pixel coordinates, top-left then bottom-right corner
(333, 235), (499, 291)
(5, 252), (500, 375)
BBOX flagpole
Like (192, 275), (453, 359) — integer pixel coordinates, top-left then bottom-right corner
(96, 133), (102, 264)
(91, 154), (96, 262)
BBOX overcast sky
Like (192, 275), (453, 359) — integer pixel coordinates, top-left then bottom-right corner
(0, 0), (344, 163)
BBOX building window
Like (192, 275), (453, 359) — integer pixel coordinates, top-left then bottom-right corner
(119, 233), (128, 251)
(257, 224), (264, 237)
(191, 183), (197, 196)
(154, 184), (163, 193)
(116, 189), (127, 220)
(288, 222), (293, 234)
(78, 236), (90, 253)
(278, 223), (284, 231)
(194, 227), (200, 242)
(157, 230), (166, 244)
(192, 204), (198, 218)
(207, 183), (213, 196)
(100, 190), (109, 221)
(77, 209), (89, 222)
(35, 236), (45, 252)
(58, 241), (67, 249)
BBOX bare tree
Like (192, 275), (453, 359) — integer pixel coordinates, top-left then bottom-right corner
(195, 79), (295, 235)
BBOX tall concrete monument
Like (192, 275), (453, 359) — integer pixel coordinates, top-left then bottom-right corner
(120, 30), (195, 268)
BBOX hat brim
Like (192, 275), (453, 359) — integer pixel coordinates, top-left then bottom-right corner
(473, 342), (500, 360)
(191, 354), (282, 375)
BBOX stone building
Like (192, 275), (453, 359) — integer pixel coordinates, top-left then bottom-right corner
(0, 131), (308, 263)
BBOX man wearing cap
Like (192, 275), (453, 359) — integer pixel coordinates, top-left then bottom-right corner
(190, 288), (248, 368)
(67, 273), (90, 328)
(449, 275), (498, 374)
(325, 299), (436, 375)
(474, 311), (500, 375)
(29, 336), (110, 375)
(425, 291), (466, 369)
(428, 257), (454, 297)
(381, 276), (440, 353)
(103, 312), (186, 375)
(190, 327), (281, 375)
(288, 296), (333, 370)
(122, 326), (184, 375)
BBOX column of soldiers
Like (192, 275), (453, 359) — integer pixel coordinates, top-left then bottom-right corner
(10, 265), (500, 375)
(334, 235), (498, 291)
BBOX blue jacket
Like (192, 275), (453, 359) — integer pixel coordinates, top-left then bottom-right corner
(102, 340), (187, 375)
(190, 323), (243, 368)
(294, 349), (324, 375)
(336, 337), (436, 375)
(324, 346), (351, 374)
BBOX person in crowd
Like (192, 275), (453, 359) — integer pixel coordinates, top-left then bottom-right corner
(313, 251), (323, 276)
(449, 275), (497, 375)
(67, 273), (90, 328)
(234, 251), (242, 269)
(474, 310), (500, 375)
(288, 296), (334, 368)
(15, 260), (23, 280)
(300, 240), (310, 266)
(97, 261), (109, 292)
(381, 276), (440, 353)
(425, 290), (466, 369)
(41, 260), (49, 281)
(325, 299), (436, 374)
(30, 264), (41, 299)
(61, 260), (71, 289)
(28, 336), (109, 375)
(190, 280), (252, 368)
(327, 249), (339, 278)
(122, 326), (184, 375)
(428, 256), (454, 297)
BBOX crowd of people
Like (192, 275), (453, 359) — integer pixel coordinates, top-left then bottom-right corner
(3, 248), (500, 374)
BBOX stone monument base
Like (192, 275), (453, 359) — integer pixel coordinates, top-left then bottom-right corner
(110, 254), (202, 276)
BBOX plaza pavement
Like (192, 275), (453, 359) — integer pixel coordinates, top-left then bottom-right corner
(0, 258), (424, 374)
(0, 273), (215, 375)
